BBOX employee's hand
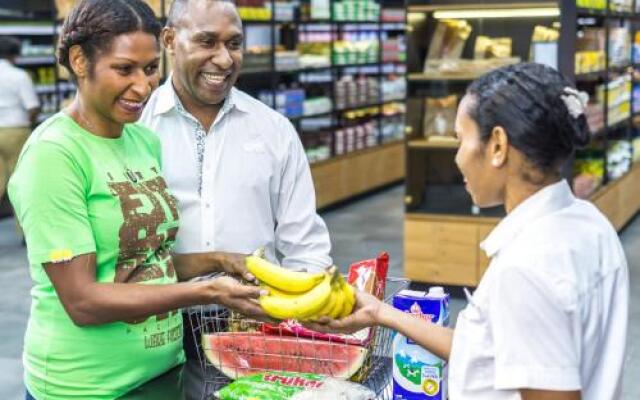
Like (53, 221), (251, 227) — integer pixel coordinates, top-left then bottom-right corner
(303, 291), (387, 334)
(202, 276), (272, 322)
(215, 252), (256, 283)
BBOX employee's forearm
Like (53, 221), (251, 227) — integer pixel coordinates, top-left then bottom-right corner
(377, 303), (454, 360)
(69, 281), (211, 326)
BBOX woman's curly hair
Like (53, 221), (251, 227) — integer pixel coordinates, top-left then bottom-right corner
(57, 0), (161, 78)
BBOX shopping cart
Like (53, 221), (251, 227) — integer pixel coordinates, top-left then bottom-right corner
(187, 276), (409, 400)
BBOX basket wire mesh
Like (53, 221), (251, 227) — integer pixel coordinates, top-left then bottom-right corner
(187, 276), (409, 399)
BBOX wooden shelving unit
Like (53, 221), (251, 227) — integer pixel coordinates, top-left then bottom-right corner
(312, 140), (405, 208)
(408, 138), (460, 149)
(403, 0), (640, 287)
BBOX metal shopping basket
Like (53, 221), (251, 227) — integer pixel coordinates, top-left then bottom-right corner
(187, 276), (409, 400)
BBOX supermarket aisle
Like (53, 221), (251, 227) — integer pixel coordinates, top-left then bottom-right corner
(1, 184), (639, 399)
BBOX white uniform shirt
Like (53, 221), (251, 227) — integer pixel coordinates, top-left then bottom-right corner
(449, 180), (628, 399)
(139, 80), (332, 270)
(0, 59), (40, 128)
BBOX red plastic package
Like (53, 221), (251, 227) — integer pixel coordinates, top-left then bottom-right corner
(262, 252), (389, 346)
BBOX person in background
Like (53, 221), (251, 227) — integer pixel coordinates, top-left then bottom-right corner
(308, 63), (629, 400)
(0, 36), (40, 211)
(138, 0), (333, 398)
(9, 1), (267, 399)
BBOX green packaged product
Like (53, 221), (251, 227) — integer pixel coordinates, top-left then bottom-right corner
(214, 372), (325, 400)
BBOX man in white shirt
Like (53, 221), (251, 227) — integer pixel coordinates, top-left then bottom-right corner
(139, 1), (332, 397)
(0, 36), (40, 205)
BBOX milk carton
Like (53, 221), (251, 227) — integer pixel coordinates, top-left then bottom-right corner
(392, 287), (449, 400)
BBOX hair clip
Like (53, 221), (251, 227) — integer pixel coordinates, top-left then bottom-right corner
(560, 87), (589, 119)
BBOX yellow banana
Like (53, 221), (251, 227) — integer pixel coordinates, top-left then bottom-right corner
(246, 256), (324, 293)
(260, 284), (298, 298)
(326, 282), (344, 319)
(338, 280), (356, 318)
(313, 282), (339, 318)
(259, 270), (333, 320)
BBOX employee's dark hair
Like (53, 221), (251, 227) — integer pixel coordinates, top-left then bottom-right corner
(57, 0), (162, 78)
(466, 62), (590, 173)
(0, 36), (21, 59)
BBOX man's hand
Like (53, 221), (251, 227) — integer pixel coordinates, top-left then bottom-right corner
(303, 291), (386, 334)
(214, 252), (256, 282)
(172, 251), (255, 282)
(202, 276), (272, 322)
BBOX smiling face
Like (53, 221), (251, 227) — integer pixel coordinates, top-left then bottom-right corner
(164, 0), (243, 108)
(76, 31), (160, 124)
(454, 94), (508, 208)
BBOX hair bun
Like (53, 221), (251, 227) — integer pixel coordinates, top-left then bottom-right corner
(68, 28), (87, 44)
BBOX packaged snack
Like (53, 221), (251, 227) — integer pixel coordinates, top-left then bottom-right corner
(214, 372), (324, 400)
(214, 372), (376, 400)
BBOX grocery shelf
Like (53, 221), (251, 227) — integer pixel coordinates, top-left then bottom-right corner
(576, 8), (607, 17)
(15, 55), (56, 66)
(608, 64), (632, 74)
(35, 82), (75, 94)
(608, 11), (640, 19)
(16, 0), (408, 205)
(0, 24), (54, 35)
(408, 72), (481, 82)
(335, 100), (398, 113)
(408, 138), (460, 149)
(311, 140), (405, 209)
(241, 62), (384, 76)
(407, 2), (557, 13)
(575, 70), (606, 82)
(334, 62), (382, 68)
(288, 111), (333, 121)
(592, 118), (630, 137)
(404, 0), (640, 286)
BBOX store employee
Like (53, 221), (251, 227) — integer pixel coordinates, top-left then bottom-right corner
(308, 63), (629, 400)
(139, 0), (332, 398)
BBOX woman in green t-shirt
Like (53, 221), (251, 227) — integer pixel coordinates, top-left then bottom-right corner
(8, 1), (267, 399)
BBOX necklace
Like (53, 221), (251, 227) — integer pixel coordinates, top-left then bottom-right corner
(73, 109), (139, 184)
(107, 141), (140, 184)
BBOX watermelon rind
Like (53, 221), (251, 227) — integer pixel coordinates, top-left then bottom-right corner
(202, 332), (368, 380)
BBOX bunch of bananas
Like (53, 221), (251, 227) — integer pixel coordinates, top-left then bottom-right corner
(246, 255), (355, 321)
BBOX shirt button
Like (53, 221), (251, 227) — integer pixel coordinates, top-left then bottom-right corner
(206, 241), (211, 246)
(205, 203), (210, 208)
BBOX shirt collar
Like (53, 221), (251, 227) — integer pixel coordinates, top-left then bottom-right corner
(0, 59), (11, 68)
(152, 75), (250, 117)
(480, 180), (575, 258)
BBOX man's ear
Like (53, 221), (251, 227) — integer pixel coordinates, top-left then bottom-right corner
(487, 126), (508, 168)
(68, 45), (88, 79)
(162, 27), (176, 55)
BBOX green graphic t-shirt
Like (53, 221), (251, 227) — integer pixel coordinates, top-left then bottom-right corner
(8, 113), (185, 399)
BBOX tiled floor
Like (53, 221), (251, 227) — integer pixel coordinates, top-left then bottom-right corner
(1, 184), (638, 399)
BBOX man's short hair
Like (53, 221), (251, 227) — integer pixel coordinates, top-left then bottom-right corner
(166, 0), (236, 28)
(0, 36), (21, 59)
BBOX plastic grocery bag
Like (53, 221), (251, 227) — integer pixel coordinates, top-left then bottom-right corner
(291, 378), (375, 400)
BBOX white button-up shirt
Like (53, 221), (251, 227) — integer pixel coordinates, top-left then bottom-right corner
(0, 59), (40, 128)
(449, 180), (628, 399)
(138, 81), (332, 271)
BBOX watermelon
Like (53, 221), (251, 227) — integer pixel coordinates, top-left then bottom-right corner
(202, 332), (368, 380)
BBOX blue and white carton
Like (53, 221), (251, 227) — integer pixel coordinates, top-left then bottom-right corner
(392, 287), (450, 399)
